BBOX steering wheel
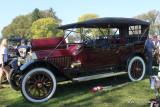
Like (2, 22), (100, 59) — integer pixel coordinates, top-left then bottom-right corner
(84, 36), (93, 45)
(112, 35), (117, 40)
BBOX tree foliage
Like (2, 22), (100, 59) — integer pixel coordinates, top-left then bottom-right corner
(40, 8), (62, 23)
(78, 14), (100, 38)
(31, 18), (62, 39)
(78, 14), (99, 22)
(1, 8), (62, 40)
(77, 14), (114, 39)
(134, 10), (160, 35)
(2, 14), (32, 39)
(31, 8), (41, 23)
(31, 8), (62, 23)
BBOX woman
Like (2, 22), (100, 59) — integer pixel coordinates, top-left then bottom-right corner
(0, 39), (9, 88)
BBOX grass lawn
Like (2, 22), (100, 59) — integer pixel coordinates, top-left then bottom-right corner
(0, 68), (158, 107)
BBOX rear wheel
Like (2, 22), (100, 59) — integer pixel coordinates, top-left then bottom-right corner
(128, 56), (145, 81)
(21, 67), (57, 103)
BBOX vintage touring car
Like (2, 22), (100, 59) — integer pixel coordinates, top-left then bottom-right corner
(10, 17), (150, 102)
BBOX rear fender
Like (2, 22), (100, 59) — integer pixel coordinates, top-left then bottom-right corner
(123, 51), (146, 69)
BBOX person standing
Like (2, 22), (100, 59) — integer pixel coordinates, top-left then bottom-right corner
(0, 39), (10, 88)
(16, 39), (30, 59)
(153, 36), (159, 66)
(146, 35), (156, 75)
(156, 36), (160, 72)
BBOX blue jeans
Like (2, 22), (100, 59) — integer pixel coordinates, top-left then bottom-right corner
(146, 51), (153, 75)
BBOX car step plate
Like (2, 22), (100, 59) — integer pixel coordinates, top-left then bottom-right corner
(73, 72), (127, 82)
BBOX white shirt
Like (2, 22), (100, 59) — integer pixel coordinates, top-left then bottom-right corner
(157, 42), (160, 52)
(0, 46), (8, 64)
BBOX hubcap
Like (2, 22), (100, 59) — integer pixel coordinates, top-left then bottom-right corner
(136, 68), (141, 71)
(36, 82), (43, 89)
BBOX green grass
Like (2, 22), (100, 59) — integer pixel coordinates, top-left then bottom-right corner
(0, 68), (158, 107)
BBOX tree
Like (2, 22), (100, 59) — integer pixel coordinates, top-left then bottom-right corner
(2, 14), (32, 39)
(31, 8), (61, 23)
(1, 8), (62, 40)
(40, 8), (62, 23)
(154, 23), (160, 35)
(31, 18), (63, 39)
(77, 14), (114, 39)
(78, 14), (99, 22)
(78, 14), (100, 38)
(134, 10), (160, 35)
(31, 8), (41, 22)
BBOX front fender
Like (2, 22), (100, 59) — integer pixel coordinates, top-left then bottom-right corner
(20, 60), (35, 71)
(20, 59), (61, 76)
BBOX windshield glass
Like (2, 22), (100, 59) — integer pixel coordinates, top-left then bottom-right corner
(65, 29), (82, 43)
(64, 28), (120, 44)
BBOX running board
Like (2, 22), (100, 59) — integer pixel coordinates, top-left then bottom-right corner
(72, 72), (127, 82)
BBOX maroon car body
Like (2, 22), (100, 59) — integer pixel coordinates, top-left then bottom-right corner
(14, 17), (150, 102)
(30, 37), (144, 70)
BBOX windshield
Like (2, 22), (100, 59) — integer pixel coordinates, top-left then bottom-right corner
(64, 29), (82, 43)
(64, 27), (120, 44)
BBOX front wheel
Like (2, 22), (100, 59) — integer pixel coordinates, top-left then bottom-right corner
(128, 56), (146, 81)
(21, 67), (57, 103)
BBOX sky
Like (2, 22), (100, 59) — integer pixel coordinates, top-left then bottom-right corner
(0, 0), (160, 37)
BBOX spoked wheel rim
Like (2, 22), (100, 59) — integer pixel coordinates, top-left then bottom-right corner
(128, 56), (145, 81)
(25, 72), (54, 100)
(130, 59), (143, 79)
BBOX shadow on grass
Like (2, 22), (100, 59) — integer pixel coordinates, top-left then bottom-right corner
(52, 75), (133, 106)
(54, 78), (130, 106)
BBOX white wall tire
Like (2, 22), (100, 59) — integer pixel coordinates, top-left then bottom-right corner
(21, 68), (56, 103)
(128, 56), (146, 81)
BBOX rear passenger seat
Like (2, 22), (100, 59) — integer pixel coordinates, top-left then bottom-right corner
(92, 37), (146, 47)
(126, 37), (138, 43)
(125, 37), (147, 44)
(111, 38), (127, 44)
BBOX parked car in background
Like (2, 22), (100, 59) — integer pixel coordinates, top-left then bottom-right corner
(11, 17), (150, 103)
(8, 37), (28, 57)
(7, 37), (29, 90)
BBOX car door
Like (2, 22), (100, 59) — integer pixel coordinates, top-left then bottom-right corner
(83, 47), (101, 68)
(99, 47), (119, 66)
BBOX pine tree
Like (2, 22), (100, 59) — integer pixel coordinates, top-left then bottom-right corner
(31, 8), (41, 22)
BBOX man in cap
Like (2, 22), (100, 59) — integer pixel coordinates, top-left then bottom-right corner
(16, 39), (30, 59)
(145, 35), (156, 75)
